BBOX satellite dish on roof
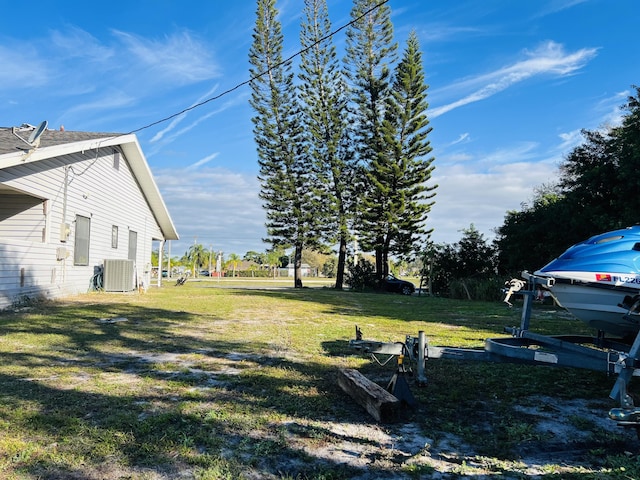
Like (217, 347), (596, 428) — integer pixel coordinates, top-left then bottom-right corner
(27, 120), (48, 146)
(11, 120), (48, 150)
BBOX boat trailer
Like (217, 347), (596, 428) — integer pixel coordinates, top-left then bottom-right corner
(349, 271), (640, 431)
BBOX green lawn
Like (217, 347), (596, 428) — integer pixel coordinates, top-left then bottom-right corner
(0, 279), (638, 479)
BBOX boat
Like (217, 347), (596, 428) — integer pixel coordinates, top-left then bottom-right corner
(533, 226), (640, 339)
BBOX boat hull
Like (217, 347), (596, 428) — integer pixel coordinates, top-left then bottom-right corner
(542, 280), (639, 338)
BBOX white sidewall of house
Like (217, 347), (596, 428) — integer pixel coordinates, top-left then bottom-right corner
(0, 147), (163, 308)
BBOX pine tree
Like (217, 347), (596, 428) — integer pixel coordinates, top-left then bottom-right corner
(248, 0), (316, 288)
(370, 31), (436, 274)
(344, 0), (397, 278)
(298, 0), (355, 290)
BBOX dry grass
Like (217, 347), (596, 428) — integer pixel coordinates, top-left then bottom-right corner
(0, 278), (639, 479)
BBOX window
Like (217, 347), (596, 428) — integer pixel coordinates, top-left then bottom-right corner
(74, 215), (91, 265)
(128, 230), (137, 261)
(111, 225), (118, 248)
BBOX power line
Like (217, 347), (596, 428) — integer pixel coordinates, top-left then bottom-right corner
(126, 0), (389, 136)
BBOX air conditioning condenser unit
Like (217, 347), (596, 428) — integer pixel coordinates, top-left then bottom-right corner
(103, 259), (135, 292)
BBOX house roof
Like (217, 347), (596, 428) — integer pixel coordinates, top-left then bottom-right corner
(0, 124), (179, 241)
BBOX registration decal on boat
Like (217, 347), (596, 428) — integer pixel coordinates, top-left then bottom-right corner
(596, 274), (612, 281)
(611, 275), (640, 284)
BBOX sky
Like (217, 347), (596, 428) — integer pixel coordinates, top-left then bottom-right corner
(1, 0), (638, 260)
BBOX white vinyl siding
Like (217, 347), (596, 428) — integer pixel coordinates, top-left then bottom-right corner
(0, 146), (164, 308)
(0, 239), (62, 307)
(0, 193), (46, 242)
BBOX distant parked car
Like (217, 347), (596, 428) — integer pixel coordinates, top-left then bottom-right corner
(199, 270), (210, 277)
(381, 274), (415, 295)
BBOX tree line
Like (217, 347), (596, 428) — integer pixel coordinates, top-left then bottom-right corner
(423, 87), (640, 300)
(249, 0), (436, 290)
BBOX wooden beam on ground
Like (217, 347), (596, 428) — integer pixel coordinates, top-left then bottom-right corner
(337, 368), (400, 423)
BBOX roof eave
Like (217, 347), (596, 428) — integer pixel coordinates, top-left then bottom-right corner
(0, 134), (179, 241)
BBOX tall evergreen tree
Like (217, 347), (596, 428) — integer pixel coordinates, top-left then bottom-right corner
(344, 0), (397, 278)
(298, 0), (355, 290)
(248, 0), (318, 288)
(367, 31), (436, 275)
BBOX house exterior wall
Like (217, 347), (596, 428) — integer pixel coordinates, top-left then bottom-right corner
(0, 146), (163, 309)
(0, 193), (46, 242)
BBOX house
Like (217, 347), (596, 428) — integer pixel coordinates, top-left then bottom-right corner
(287, 263), (313, 277)
(0, 122), (179, 309)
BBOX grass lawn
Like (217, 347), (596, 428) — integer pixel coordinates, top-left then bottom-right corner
(0, 278), (639, 479)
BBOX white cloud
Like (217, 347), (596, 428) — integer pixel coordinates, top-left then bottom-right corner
(533, 0), (589, 19)
(554, 90), (629, 154)
(594, 90), (629, 129)
(186, 153), (220, 170)
(429, 138), (563, 245)
(431, 41), (598, 118)
(147, 90), (248, 157)
(448, 133), (470, 146)
(429, 158), (559, 244)
(113, 30), (221, 84)
(0, 45), (49, 89)
(155, 167), (266, 256)
(417, 25), (483, 43)
(63, 90), (136, 116)
(50, 26), (114, 61)
(2, 25), (226, 133)
(557, 129), (584, 152)
(150, 84), (220, 143)
(479, 142), (539, 167)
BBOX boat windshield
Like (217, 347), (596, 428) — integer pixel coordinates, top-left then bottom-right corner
(593, 235), (623, 244)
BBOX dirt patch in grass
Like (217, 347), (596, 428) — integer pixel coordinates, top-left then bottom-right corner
(218, 387), (636, 479)
(93, 344), (637, 479)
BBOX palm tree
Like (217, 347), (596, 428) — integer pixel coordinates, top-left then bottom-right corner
(226, 253), (241, 278)
(186, 244), (207, 277)
(265, 250), (281, 279)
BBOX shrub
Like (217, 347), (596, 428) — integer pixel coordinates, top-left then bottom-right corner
(345, 259), (377, 291)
